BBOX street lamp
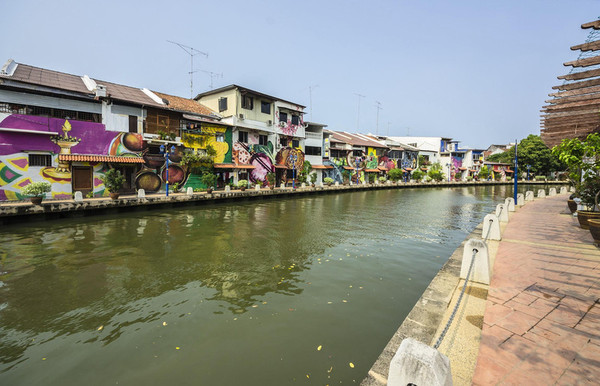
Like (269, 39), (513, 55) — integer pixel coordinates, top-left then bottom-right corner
(160, 144), (176, 197)
(288, 152), (298, 189)
(446, 163), (451, 182)
(355, 156), (361, 185)
(526, 164), (531, 181)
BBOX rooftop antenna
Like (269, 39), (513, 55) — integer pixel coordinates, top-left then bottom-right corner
(406, 127), (410, 136)
(354, 93), (365, 131)
(309, 84), (319, 121)
(387, 121), (391, 136)
(375, 101), (383, 135)
(196, 69), (223, 90)
(167, 40), (208, 98)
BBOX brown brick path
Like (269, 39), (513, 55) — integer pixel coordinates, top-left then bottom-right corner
(472, 194), (600, 385)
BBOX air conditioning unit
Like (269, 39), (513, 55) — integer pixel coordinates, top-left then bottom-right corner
(143, 133), (159, 139)
(95, 84), (107, 98)
(267, 120), (272, 126)
(238, 113), (244, 120)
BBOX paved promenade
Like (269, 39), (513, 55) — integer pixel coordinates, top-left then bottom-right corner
(473, 194), (600, 385)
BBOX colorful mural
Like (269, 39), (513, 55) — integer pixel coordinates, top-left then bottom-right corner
(276, 110), (304, 136)
(451, 154), (464, 178)
(181, 125), (231, 164)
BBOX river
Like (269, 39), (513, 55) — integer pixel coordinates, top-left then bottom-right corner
(0, 184), (531, 385)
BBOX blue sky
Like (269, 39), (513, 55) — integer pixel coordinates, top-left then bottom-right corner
(1, 0), (597, 148)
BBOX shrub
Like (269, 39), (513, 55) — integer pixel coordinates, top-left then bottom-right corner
(428, 169), (444, 182)
(378, 176), (387, 183)
(323, 177), (334, 185)
(237, 179), (248, 188)
(22, 181), (51, 197)
(310, 173), (317, 185)
(266, 172), (276, 187)
(411, 169), (424, 181)
(201, 173), (217, 188)
(100, 169), (125, 193)
(388, 168), (403, 182)
(535, 176), (546, 181)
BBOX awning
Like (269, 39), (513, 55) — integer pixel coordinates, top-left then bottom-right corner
(420, 167), (428, 171)
(274, 164), (288, 169)
(214, 163), (256, 169)
(365, 169), (379, 172)
(59, 154), (145, 163)
(404, 167), (413, 171)
(311, 165), (333, 169)
(459, 167), (467, 171)
(377, 166), (389, 171)
(505, 169), (514, 173)
(343, 166), (355, 170)
(468, 169), (477, 172)
(182, 114), (233, 126)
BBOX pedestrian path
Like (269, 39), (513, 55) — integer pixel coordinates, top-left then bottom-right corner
(472, 194), (600, 385)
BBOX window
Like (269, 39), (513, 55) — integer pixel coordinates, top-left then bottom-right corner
(305, 146), (321, 156)
(292, 139), (300, 148)
(0, 102), (101, 122)
(238, 131), (248, 143)
(280, 136), (288, 147)
(129, 115), (137, 133)
(261, 101), (270, 114)
(291, 115), (299, 125)
(242, 95), (253, 110)
(259, 135), (268, 146)
(216, 134), (224, 142)
(279, 112), (288, 123)
(219, 97), (228, 112)
(28, 154), (52, 167)
(353, 150), (363, 157)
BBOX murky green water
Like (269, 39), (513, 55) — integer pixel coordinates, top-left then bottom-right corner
(0, 185), (534, 385)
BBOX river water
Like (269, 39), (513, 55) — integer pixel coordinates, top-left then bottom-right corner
(0, 185), (531, 385)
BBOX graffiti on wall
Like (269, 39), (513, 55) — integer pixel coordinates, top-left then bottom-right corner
(232, 140), (305, 184)
(275, 110), (304, 136)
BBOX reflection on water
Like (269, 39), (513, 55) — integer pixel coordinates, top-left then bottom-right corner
(0, 185), (537, 385)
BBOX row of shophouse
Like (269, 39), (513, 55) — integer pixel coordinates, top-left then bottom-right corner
(0, 59), (512, 201)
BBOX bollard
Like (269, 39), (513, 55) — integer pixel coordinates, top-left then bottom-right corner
(496, 204), (508, 222)
(461, 239), (491, 285)
(186, 187), (193, 195)
(387, 180), (392, 185)
(516, 193), (524, 206)
(73, 191), (83, 202)
(548, 187), (556, 196)
(504, 197), (515, 212)
(224, 185), (231, 192)
(301, 183), (306, 188)
(388, 338), (452, 386)
(255, 184), (260, 191)
(525, 191), (534, 201)
(280, 183), (286, 189)
(318, 182), (324, 188)
(560, 186), (567, 194)
(137, 189), (146, 198)
(537, 189), (546, 198)
(483, 214), (501, 240)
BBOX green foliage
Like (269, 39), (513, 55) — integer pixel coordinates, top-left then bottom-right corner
(158, 131), (176, 141)
(182, 151), (214, 175)
(22, 181), (51, 197)
(534, 176), (546, 181)
(388, 168), (403, 181)
(368, 173), (376, 183)
(310, 173), (317, 184)
(205, 144), (217, 158)
(237, 179), (248, 188)
(86, 191), (94, 198)
(552, 133), (600, 194)
(200, 172), (217, 188)
(411, 169), (424, 181)
(100, 169), (125, 193)
(266, 172), (276, 186)
(324, 177), (334, 185)
(488, 135), (562, 176)
(418, 155), (430, 166)
(378, 176), (387, 183)
(479, 165), (490, 179)
(171, 182), (182, 192)
(427, 163), (444, 181)
(297, 160), (312, 184)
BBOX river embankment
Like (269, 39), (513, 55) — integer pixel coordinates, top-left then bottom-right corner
(0, 180), (564, 225)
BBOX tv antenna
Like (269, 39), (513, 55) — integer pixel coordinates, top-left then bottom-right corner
(354, 93), (365, 131)
(387, 121), (391, 136)
(308, 84), (319, 121)
(167, 40), (208, 98)
(193, 69), (223, 90)
(375, 100), (383, 135)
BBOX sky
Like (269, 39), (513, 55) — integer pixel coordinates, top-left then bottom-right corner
(1, 0), (598, 148)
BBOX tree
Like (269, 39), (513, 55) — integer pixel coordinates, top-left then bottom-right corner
(487, 135), (562, 176)
(479, 165), (490, 179)
(428, 162), (444, 181)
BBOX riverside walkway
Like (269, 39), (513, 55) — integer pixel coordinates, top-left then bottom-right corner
(472, 194), (600, 385)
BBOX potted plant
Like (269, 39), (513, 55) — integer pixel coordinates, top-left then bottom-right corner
(388, 168), (403, 182)
(266, 172), (276, 190)
(100, 169), (125, 200)
(171, 182), (182, 193)
(368, 173), (375, 184)
(22, 181), (51, 205)
(237, 179), (248, 191)
(411, 169), (424, 182)
(553, 136), (587, 214)
(324, 177), (334, 186)
(201, 172), (217, 194)
(310, 172), (317, 187)
(378, 176), (387, 184)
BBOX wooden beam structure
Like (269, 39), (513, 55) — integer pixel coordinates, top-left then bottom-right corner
(545, 93), (600, 105)
(551, 77), (600, 91)
(549, 85), (600, 98)
(557, 68), (600, 81)
(582, 20), (600, 29)
(571, 40), (600, 52)
(564, 55), (600, 68)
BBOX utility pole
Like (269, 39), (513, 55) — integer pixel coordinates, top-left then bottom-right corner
(354, 93), (365, 131)
(168, 40), (208, 98)
(309, 84), (319, 121)
(375, 101), (382, 135)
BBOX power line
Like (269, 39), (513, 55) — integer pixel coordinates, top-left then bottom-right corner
(167, 40), (208, 98)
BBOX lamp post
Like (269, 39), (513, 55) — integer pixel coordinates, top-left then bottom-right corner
(160, 144), (176, 197)
(513, 140), (518, 203)
(355, 156), (361, 185)
(446, 163), (451, 182)
(289, 153), (298, 189)
(526, 164), (531, 181)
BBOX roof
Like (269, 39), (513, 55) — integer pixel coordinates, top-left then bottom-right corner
(59, 154), (145, 163)
(152, 91), (217, 117)
(0, 60), (164, 108)
(328, 131), (388, 149)
(194, 84), (306, 108)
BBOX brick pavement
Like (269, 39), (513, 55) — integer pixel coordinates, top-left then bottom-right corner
(472, 194), (600, 385)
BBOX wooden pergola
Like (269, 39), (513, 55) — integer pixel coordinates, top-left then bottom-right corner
(541, 20), (600, 148)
